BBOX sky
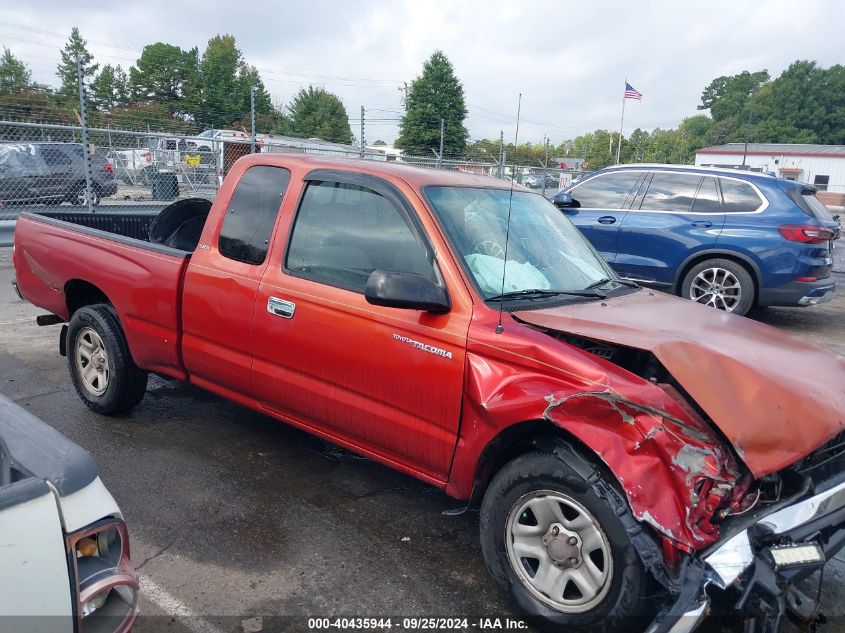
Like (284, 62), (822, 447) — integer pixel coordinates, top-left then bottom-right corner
(1, 0), (844, 146)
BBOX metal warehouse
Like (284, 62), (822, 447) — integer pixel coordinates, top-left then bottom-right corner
(694, 143), (845, 208)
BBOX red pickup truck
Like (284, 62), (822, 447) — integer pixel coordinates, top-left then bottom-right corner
(13, 154), (845, 632)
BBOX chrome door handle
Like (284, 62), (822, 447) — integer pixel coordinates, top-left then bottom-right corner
(267, 296), (295, 319)
(597, 216), (617, 224)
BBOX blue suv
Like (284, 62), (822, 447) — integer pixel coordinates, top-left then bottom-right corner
(552, 165), (840, 315)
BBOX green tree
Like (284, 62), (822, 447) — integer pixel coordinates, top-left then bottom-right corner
(193, 35), (272, 130)
(287, 86), (352, 143)
(698, 70), (769, 123)
(396, 50), (468, 156)
(0, 48), (31, 94)
(91, 64), (129, 110)
(56, 27), (99, 103)
(371, 139), (387, 146)
(129, 43), (199, 113)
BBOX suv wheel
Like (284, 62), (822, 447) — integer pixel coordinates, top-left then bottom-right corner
(681, 258), (754, 315)
(70, 183), (100, 206)
(480, 450), (651, 632)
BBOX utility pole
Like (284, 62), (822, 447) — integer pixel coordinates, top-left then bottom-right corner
(498, 130), (504, 179)
(360, 106), (365, 158)
(398, 82), (409, 109)
(76, 57), (94, 213)
(250, 85), (257, 154)
(542, 135), (550, 197)
(437, 118), (444, 168)
(741, 91), (755, 167)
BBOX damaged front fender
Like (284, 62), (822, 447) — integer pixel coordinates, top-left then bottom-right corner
(541, 387), (741, 550)
(446, 319), (748, 554)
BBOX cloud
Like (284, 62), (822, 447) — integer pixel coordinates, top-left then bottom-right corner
(2, 0), (844, 144)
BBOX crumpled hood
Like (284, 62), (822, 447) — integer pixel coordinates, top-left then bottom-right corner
(514, 289), (845, 477)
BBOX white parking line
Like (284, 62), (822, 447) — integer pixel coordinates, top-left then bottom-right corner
(139, 574), (227, 633)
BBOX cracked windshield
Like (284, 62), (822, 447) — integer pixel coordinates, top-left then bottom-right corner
(426, 186), (615, 298)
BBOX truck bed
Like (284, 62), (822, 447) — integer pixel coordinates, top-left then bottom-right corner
(13, 211), (191, 378)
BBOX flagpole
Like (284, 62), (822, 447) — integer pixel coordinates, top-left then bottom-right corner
(616, 78), (626, 165)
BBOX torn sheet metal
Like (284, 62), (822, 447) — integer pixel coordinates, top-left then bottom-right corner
(541, 387), (739, 549)
(515, 289), (845, 478)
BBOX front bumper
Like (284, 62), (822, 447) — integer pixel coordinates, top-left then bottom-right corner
(648, 475), (845, 633)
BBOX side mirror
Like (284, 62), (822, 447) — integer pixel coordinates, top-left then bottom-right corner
(365, 270), (451, 313)
(552, 192), (578, 209)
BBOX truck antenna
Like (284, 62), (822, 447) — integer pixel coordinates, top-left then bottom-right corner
(495, 93), (522, 335)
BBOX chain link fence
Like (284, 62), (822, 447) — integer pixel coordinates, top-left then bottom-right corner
(0, 117), (583, 246)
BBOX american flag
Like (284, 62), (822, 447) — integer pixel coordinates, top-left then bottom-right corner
(624, 82), (643, 101)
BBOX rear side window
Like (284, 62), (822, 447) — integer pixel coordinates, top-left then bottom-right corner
(691, 176), (722, 214)
(640, 173), (701, 212)
(802, 192), (835, 220)
(218, 165), (290, 265)
(40, 147), (72, 166)
(719, 179), (763, 213)
(285, 181), (434, 292)
(569, 171), (641, 209)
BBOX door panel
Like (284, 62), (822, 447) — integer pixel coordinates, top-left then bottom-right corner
(564, 171), (644, 263)
(615, 173), (725, 285)
(252, 179), (469, 480)
(182, 164), (291, 398)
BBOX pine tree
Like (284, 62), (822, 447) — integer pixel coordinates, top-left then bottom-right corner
(0, 48), (31, 93)
(288, 86), (352, 144)
(91, 64), (129, 110)
(395, 51), (468, 157)
(56, 27), (99, 103)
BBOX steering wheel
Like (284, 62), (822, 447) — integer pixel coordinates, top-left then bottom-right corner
(473, 240), (506, 259)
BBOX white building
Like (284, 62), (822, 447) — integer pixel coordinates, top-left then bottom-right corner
(695, 143), (845, 208)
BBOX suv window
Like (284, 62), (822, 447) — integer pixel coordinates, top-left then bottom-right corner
(218, 165), (291, 265)
(39, 146), (72, 166)
(719, 178), (763, 213)
(640, 173), (701, 212)
(569, 171), (641, 209)
(691, 176), (722, 214)
(286, 181), (434, 293)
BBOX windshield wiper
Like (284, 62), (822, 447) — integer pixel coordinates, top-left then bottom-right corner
(486, 288), (606, 301)
(584, 277), (639, 290)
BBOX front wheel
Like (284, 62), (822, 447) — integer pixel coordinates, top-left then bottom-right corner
(67, 304), (148, 415)
(480, 449), (651, 632)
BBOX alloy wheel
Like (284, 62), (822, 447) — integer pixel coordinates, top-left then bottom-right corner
(689, 267), (742, 311)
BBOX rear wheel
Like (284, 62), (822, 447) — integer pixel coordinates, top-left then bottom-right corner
(681, 258), (754, 316)
(67, 304), (148, 415)
(480, 449), (651, 632)
(68, 183), (100, 206)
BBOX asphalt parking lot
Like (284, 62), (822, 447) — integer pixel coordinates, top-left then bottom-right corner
(1, 244), (843, 633)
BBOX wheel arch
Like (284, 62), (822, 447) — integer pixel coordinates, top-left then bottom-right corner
(673, 249), (761, 303)
(64, 279), (112, 317)
(470, 418), (680, 593)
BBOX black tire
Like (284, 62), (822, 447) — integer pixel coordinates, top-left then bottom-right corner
(680, 258), (755, 316)
(66, 183), (100, 206)
(67, 304), (148, 415)
(480, 448), (651, 632)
